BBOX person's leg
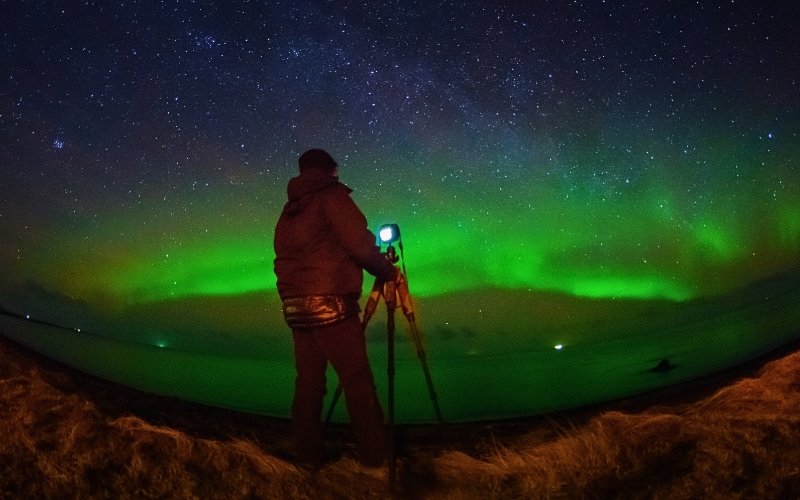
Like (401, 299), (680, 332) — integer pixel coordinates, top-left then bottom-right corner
(291, 329), (328, 466)
(318, 316), (386, 466)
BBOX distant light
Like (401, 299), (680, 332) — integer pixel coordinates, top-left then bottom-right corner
(554, 344), (564, 350)
(25, 314), (30, 319)
(156, 341), (167, 348)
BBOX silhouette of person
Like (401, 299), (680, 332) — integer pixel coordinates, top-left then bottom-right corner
(274, 148), (395, 468)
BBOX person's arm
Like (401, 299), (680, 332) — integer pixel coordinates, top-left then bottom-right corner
(323, 187), (396, 281)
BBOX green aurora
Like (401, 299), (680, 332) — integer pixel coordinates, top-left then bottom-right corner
(7, 132), (798, 308)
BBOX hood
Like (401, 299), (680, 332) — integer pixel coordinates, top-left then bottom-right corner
(283, 169), (352, 215)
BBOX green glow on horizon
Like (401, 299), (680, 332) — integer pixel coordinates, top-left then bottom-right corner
(9, 142), (799, 306)
(113, 241), (272, 301)
(25, 188), (799, 305)
(568, 276), (690, 301)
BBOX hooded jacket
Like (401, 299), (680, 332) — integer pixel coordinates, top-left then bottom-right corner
(273, 169), (395, 300)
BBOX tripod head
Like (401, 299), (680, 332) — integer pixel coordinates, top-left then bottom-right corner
(378, 223), (403, 268)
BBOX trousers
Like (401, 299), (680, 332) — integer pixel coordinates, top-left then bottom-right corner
(291, 315), (386, 466)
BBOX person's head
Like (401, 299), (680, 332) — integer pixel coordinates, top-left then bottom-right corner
(298, 149), (338, 177)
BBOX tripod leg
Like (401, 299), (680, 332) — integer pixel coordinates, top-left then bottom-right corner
(361, 278), (384, 328)
(384, 280), (398, 491)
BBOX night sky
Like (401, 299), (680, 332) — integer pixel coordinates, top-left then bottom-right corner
(2, 1), (799, 311)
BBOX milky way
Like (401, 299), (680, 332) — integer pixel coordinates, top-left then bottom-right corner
(2, 1), (799, 308)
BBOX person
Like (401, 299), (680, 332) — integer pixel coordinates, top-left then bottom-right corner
(273, 148), (396, 468)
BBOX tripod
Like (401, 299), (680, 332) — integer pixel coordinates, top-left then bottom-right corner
(324, 243), (443, 486)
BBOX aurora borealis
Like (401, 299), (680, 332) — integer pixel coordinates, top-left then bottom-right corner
(2, 1), (799, 311)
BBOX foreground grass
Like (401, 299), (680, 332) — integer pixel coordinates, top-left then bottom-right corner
(1, 335), (799, 499)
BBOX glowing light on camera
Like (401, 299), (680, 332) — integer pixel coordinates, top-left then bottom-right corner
(554, 344), (564, 350)
(379, 227), (394, 242)
(379, 224), (400, 244)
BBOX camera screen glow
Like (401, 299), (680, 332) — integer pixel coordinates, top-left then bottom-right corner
(379, 225), (398, 244)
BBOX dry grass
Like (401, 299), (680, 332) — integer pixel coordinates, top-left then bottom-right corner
(424, 347), (800, 499)
(1, 335), (799, 499)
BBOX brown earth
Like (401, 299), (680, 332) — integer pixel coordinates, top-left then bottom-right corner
(1, 332), (799, 499)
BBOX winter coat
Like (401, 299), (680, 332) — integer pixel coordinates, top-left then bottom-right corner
(273, 169), (395, 301)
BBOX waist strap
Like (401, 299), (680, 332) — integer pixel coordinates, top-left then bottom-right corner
(282, 295), (360, 329)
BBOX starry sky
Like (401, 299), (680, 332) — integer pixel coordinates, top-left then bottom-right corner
(2, 1), (799, 311)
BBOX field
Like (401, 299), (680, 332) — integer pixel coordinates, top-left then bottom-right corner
(2, 329), (799, 498)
